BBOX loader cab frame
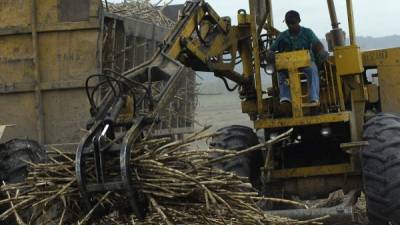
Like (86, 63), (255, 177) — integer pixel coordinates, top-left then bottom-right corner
(237, 0), (400, 202)
(237, 0), (367, 197)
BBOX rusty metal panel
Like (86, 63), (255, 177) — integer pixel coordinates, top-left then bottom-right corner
(0, 0), (31, 28)
(36, 0), (98, 25)
(0, 93), (37, 141)
(42, 90), (90, 144)
(0, 34), (35, 84)
(38, 31), (100, 83)
(0, 31), (99, 84)
(0, 0), (99, 37)
(58, 0), (90, 22)
(0, 0), (101, 146)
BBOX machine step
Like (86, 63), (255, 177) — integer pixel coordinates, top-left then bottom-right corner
(302, 102), (320, 108)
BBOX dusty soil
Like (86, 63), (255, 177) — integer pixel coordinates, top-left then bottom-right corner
(195, 94), (251, 131)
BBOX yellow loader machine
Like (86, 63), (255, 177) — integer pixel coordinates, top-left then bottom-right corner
(76, 0), (400, 223)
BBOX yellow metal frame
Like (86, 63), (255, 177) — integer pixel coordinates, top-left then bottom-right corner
(334, 45), (364, 76)
(241, 99), (269, 114)
(249, 0), (264, 114)
(165, 3), (248, 75)
(362, 48), (400, 113)
(362, 47), (400, 67)
(275, 50), (311, 71)
(254, 112), (350, 129)
(271, 163), (355, 179)
(167, 8), (207, 60)
(275, 50), (311, 118)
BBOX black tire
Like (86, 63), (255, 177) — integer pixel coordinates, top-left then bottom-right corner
(0, 139), (47, 183)
(361, 113), (400, 225)
(209, 125), (263, 188)
(0, 139), (47, 225)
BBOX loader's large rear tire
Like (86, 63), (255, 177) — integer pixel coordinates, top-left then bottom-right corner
(0, 139), (47, 225)
(209, 125), (263, 188)
(361, 113), (400, 225)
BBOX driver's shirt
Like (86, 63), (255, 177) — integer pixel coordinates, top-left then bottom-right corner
(270, 26), (320, 62)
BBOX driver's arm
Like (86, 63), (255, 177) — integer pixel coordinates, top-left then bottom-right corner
(270, 33), (284, 52)
(309, 30), (329, 62)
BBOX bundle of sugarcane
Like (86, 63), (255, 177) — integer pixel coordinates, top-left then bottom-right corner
(105, 0), (175, 27)
(0, 128), (325, 225)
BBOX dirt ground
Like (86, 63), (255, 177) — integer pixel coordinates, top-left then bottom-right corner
(195, 94), (251, 131)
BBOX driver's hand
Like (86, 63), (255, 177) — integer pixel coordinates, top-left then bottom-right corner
(317, 50), (330, 64)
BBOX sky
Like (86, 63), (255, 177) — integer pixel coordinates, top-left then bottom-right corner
(110, 0), (400, 38)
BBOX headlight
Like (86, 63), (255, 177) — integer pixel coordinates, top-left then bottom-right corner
(270, 132), (278, 140)
(321, 127), (332, 137)
(265, 64), (275, 75)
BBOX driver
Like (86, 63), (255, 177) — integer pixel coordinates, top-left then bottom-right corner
(270, 10), (328, 105)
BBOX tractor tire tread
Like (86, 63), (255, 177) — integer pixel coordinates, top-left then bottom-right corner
(210, 125), (262, 188)
(361, 113), (400, 224)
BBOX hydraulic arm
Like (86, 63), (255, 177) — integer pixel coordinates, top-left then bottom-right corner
(76, 0), (265, 219)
